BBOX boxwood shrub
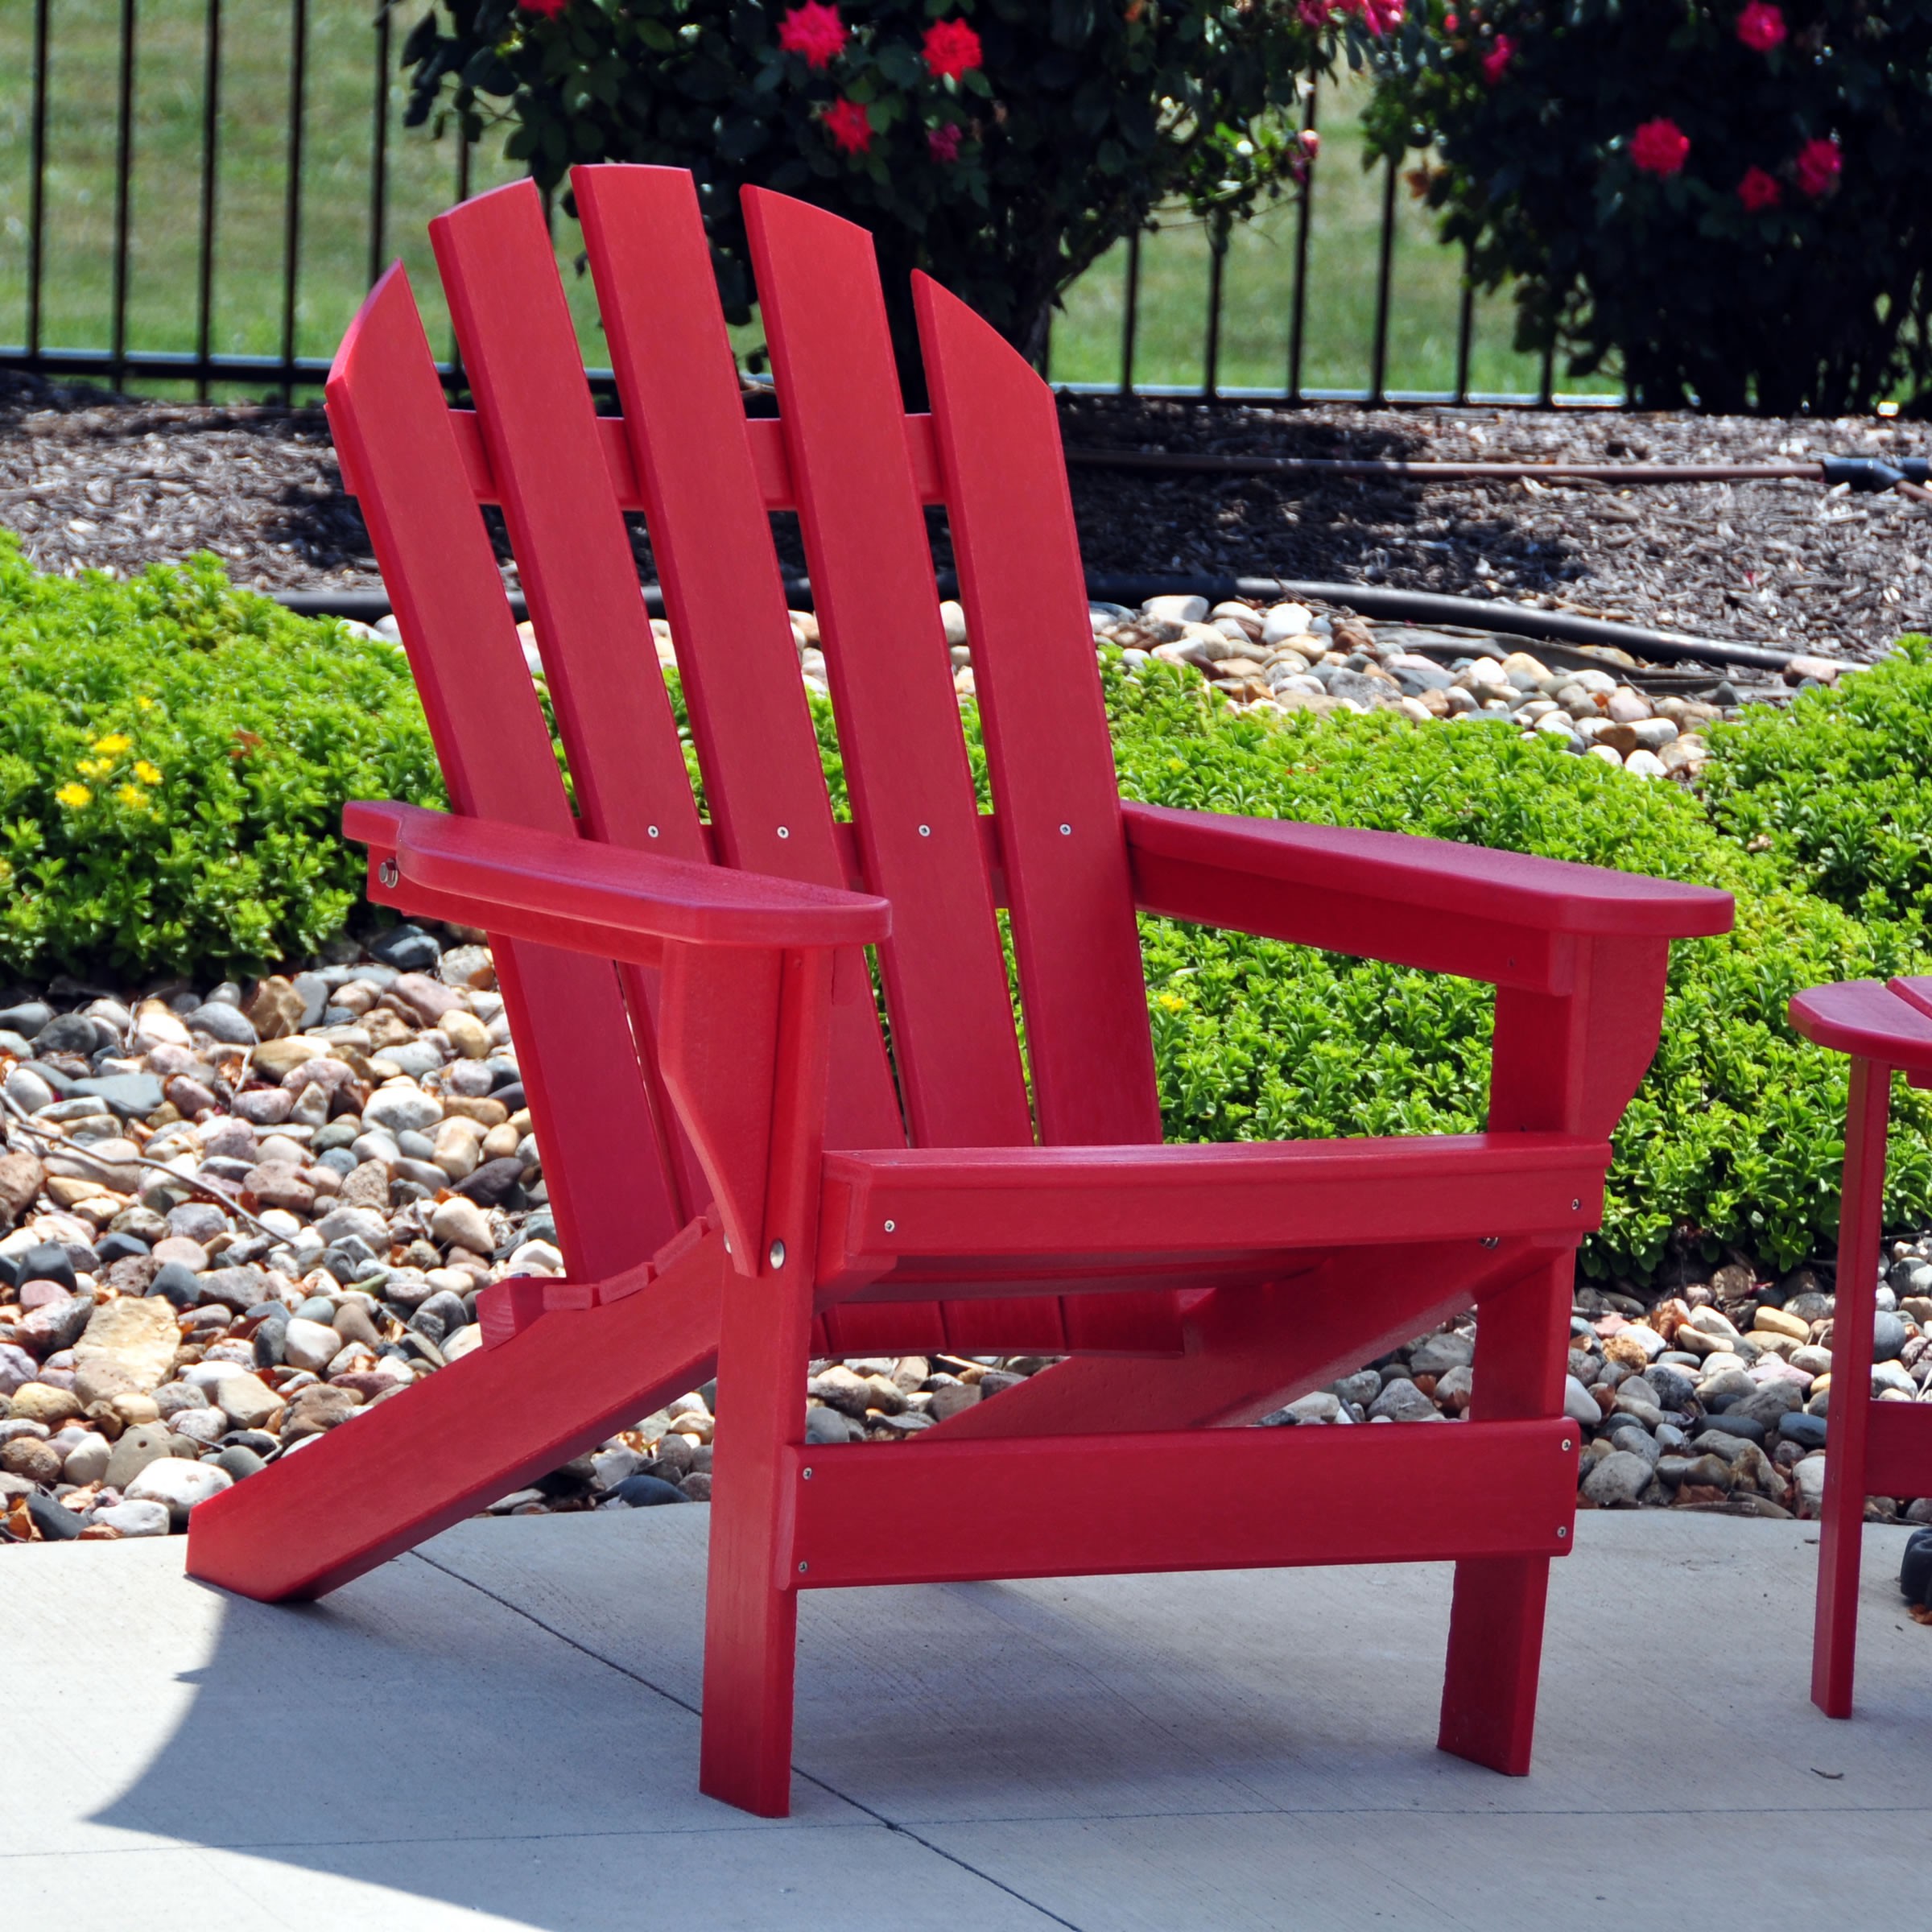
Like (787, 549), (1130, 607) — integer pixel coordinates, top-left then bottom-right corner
(0, 535), (444, 979)
(5, 532), (1926, 1280)
(1100, 654), (1932, 1281)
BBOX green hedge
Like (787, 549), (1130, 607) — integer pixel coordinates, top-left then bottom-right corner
(0, 536), (444, 976)
(4, 536), (1926, 1280)
(1100, 656), (1932, 1281)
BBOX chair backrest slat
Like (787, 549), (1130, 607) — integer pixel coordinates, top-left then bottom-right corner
(742, 188), (1032, 1152)
(325, 267), (683, 1275)
(913, 275), (1163, 1147)
(572, 165), (904, 1153)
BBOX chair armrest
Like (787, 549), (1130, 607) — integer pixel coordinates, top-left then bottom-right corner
(345, 800), (890, 963)
(1122, 801), (1732, 993)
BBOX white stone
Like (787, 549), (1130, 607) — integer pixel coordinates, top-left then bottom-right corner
(1141, 594), (1208, 625)
(282, 1318), (345, 1376)
(429, 1195), (493, 1256)
(60, 1432), (112, 1485)
(126, 1457), (233, 1525)
(89, 1498), (171, 1538)
(442, 1323), (484, 1363)
(1624, 749), (1667, 779)
(1261, 603), (1315, 646)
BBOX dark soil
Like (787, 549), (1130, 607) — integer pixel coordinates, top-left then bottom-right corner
(2, 369), (1926, 659)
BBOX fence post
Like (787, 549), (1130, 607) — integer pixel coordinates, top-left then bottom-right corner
(280, 0), (310, 403)
(195, 0), (223, 402)
(110, 0), (138, 393)
(1286, 79), (1318, 402)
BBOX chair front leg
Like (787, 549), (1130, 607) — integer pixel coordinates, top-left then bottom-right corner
(1439, 935), (1669, 1773)
(1814, 1054), (1891, 1717)
(696, 947), (837, 1817)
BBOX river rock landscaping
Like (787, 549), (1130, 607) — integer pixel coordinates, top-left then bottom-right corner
(3, 386), (1932, 1547)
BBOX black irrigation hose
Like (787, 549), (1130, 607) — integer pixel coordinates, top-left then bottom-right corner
(1066, 448), (1931, 500)
(276, 575), (1796, 676)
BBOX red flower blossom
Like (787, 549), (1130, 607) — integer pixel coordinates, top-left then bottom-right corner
(1297, 0), (1333, 25)
(923, 19), (983, 80)
(1443, 11), (1458, 30)
(1735, 2), (1786, 52)
(778, 2), (848, 69)
(1481, 33), (1515, 85)
(519, 0), (568, 15)
(823, 97), (873, 156)
(1352, 0), (1405, 34)
(1299, 128), (1321, 157)
(1736, 164), (1781, 213)
(1630, 118), (1690, 177)
(927, 123), (963, 163)
(1794, 135), (1842, 198)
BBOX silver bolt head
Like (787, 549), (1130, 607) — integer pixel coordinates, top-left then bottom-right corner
(768, 1238), (786, 1270)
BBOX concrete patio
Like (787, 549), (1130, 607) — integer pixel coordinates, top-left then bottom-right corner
(6, 1508), (1929, 1930)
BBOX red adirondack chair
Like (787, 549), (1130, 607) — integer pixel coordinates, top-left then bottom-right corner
(186, 166), (1733, 1816)
(1787, 976), (1932, 1714)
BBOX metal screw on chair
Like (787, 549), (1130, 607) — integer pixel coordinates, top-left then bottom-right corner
(1059, 823), (1071, 836)
(777, 825), (791, 839)
(1571, 1198), (1581, 1211)
(883, 1220), (895, 1233)
(768, 1239), (786, 1270)
(1556, 1526), (1569, 1539)
(798, 1560), (809, 1574)
(1480, 1235), (1500, 1249)
(648, 825), (659, 839)
(1561, 1439), (1573, 1452)
(377, 858), (399, 888)
(919, 824), (931, 837)
(801, 1468), (814, 1480)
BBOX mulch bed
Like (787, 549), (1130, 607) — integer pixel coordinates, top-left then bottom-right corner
(1, 369), (1926, 660)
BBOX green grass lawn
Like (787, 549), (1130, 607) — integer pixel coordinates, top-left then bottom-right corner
(0, 4), (1618, 402)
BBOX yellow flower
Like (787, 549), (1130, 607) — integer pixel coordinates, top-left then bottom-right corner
(56, 782), (91, 808)
(76, 758), (110, 779)
(117, 786), (149, 808)
(135, 696), (155, 710)
(134, 760), (162, 786)
(92, 733), (131, 755)
(1157, 992), (1187, 1013)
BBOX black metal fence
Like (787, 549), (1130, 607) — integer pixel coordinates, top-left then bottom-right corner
(0, 1), (1611, 407)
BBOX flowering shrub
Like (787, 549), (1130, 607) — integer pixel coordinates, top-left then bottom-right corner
(0, 535), (444, 978)
(1367, 1), (1932, 411)
(397, 1), (1368, 390)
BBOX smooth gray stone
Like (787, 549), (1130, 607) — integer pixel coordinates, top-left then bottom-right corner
(70, 1073), (165, 1117)
(185, 1003), (257, 1046)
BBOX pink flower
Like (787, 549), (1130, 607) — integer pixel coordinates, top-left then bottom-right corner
(927, 123), (963, 164)
(923, 19), (983, 81)
(822, 97), (873, 155)
(1297, 0), (1333, 23)
(778, 2), (848, 69)
(1736, 2), (1786, 52)
(1481, 33), (1515, 85)
(519, 0), (568, 15)
(1794, 135), (1842, 198)
(1736, 164), (1781, 213)
(1443, 11), (1458, 30)
(1630, 118), (1690, 177)
(1299, 128), (1321, 157)
(1353, 0), (1406, 33)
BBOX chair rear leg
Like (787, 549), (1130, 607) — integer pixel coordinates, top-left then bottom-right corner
(1813, 1055), (1890, 1718)
(1438, 1251), (1572, 1775)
